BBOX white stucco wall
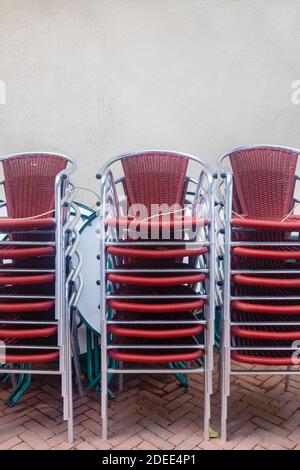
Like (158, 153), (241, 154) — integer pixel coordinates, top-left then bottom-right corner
(0, 0), (300, 200)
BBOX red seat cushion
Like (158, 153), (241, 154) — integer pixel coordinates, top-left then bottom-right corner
(107, 216), (208, 230)
(0, 325), (57, 339)
(0, 273), (55, 286)
(233, 274), (300, 288)
(232, 217), (300, 231)
(107, 246), (207, 259)
(233, 247), (300, 260)
(108, 324), (204, 339)
(0, 217), (55, 231)
(109, 349), (204, 364)
(231, 326), (300, 341)
(0, 246), (55, 259)
(107, 272), (206, 287)
(108, 299), (204, 313)
(0, 351), (59, 364)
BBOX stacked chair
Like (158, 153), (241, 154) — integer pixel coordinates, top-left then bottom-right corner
(217, 145), (300, 441)
(0, 152), (81, 443)
(97, 150), (215, 440)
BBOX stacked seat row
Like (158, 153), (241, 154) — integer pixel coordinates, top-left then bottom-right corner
(0, 152), (81, 443)
(97, 151), (215, 440)
(3, 146), (300, 445)
(217, 145), (300, 441)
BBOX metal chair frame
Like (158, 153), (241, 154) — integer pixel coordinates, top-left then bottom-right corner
(217, 145), (300, 442)
(0, 152), (82, 443)
(97, 150), (215, 440)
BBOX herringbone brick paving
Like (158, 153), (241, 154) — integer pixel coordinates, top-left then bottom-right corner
(0, 354), (300, 450)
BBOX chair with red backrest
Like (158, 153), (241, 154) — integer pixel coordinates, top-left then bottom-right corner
(217, 145), (300, 442)
(97, 150), (215, 441)
(0, 152), (79, 444)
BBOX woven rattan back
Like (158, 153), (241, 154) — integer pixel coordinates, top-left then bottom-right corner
(121, 152), (188, 213)
(229, 147), (298, 220)
(2, 154), (67, 218)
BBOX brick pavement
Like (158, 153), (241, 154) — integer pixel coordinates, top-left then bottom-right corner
(0, 355), (300, 450)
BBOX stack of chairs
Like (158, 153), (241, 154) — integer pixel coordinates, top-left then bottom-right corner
(217, 145), (300, 441)
(0, 152), (80, 443)
(97, 150), (215, 440)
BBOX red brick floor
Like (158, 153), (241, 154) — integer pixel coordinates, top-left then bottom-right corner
(0, 355), (300, 450)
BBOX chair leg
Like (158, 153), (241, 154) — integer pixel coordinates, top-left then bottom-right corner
(186, 361), (191, 389)
(93, 332), (100, 378)
(71, 311), (84, 396)
(285, 366), (291, 392)
(6, 367), (25, 406)
(217, 352), (222, 391)
(10, 364), (18, 389)
(118, 361), (124, 392)
(86, 328), (96, 388)
(71, 337), (83, 397)
(7, 366), (32, 407)
(67, 330), (74, 444)
(101, 388), (108, 440)
(101, 322), (108, 440)
(221, 345), (229, 443)
(203, 355), (211, 441)
(221, 384), (228, 443)
(67, 378), (74, 444)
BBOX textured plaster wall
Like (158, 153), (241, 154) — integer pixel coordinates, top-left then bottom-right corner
(0, 0), (300, 198)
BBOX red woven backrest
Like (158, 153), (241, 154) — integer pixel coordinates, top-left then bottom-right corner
(229, 147), (298, 220)
(2, 154), (67, 218)
(121, 152), (188, 212)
